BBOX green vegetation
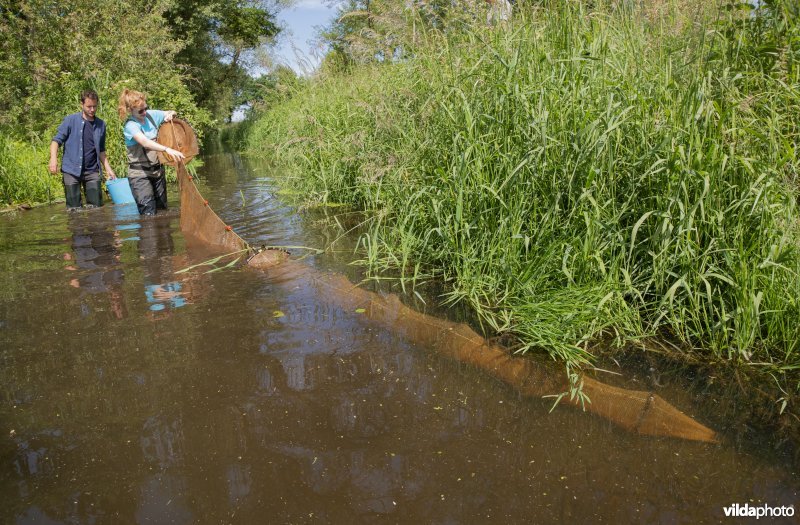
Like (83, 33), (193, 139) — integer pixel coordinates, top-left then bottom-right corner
(164, 0), (280, 122)
(0, 0), (280, 205)
(218, 65), (306, 150)
(245, 0), (800, 398)
(0, 135), (59, 205)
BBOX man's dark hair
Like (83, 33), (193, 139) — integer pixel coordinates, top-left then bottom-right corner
(80, 89), (99, 103)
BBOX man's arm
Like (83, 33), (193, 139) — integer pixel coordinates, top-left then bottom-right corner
(100, 152), (116, 180)
(48, 141), (60, 175)
(49, 116), (70, 175)
(98, 124), (115, 179)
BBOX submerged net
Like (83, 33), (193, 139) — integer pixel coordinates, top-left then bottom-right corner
(176, 162), (249, 253)
(300, 271), (719, 443)
(167, 125), (718, 443)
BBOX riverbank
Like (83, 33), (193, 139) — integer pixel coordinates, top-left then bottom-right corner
(243, 1), (800, 413)
(0, 136), (61, 205)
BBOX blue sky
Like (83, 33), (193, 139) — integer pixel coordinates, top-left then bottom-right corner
(232, 1), (341, 120)
(273, 0), (343, 74)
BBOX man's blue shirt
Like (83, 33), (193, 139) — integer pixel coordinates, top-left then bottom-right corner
(52, 113), (107, 177)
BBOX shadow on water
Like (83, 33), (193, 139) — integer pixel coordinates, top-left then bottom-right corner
(0, 152), (797, 524)
(595, 347), (800, 471)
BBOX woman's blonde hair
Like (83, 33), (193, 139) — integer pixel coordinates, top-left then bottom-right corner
(117, 88), (147, 120)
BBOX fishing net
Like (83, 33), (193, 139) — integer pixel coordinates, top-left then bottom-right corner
(155, 119), (200, 166)
(174, 162), (249, 252)
(167, 123), (717, 443)
(302, 271), (718, 443)
(156, 121), (249, 253)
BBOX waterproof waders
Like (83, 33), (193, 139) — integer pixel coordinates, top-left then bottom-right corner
(84, 179), (103, 207)
(129, 173), (167, 216)
(62, 172), (102, 209)
(64, 182), (82, 209)
(126, 114), (168, 216)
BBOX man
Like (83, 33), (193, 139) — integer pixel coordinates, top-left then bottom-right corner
(49, 90), (116, 208)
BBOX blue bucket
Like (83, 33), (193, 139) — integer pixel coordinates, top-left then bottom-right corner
(107, 178), (135, 205)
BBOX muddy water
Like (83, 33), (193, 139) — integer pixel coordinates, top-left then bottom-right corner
(1, 152), (797, 524)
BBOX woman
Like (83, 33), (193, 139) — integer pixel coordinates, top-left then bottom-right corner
(118, 89), (186, 215)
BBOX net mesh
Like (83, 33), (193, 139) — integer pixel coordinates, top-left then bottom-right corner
(176, 162), (250, 253)
(156, 119), (200, 166)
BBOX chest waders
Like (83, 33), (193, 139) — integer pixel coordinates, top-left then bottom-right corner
(82, 170), (103, 208)
(64, 172), (103, 209)
(64, 182), (83, 209)
(127, 114), (168, 216)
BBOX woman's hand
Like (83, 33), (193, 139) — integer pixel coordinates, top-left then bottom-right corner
(165, 147), (186, 160)
(164, 111), (177, 122)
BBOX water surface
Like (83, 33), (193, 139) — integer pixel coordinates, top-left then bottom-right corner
(1, 152), (797, 524)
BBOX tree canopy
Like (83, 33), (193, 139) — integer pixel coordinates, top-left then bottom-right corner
(0, 0), (282, 141)
(317, 0), (456, 72)
(164, 0), (281, 122)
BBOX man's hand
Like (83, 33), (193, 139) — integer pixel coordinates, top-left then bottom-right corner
(106, 171), (117, 181)
(49, 141), (60, 175)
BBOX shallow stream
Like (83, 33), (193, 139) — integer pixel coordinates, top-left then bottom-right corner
(1, 152), (797, 524)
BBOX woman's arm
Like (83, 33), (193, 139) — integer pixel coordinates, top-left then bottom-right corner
(132, 132), (186, 160)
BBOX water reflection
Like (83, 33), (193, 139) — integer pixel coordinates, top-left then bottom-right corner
(135, 476), (193, 524)
(140, 415), (184, 469)
(0, 154), (798, 524)
(64, 212), (127, 320)
(113, 202), (141, 239)
(137, 217), (189, 315)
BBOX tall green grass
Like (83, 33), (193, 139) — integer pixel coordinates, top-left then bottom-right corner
(246, 2), (799, 390)
(0, 136), (61, 205)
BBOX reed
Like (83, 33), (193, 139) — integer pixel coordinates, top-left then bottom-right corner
(246, 1), (799, 389)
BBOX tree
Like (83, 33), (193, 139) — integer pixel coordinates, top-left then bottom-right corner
(235, 65), (302, 111)
(316, 0), (459, 69)
(0, 0), (210, 140)
(164, 0), (281, 122)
